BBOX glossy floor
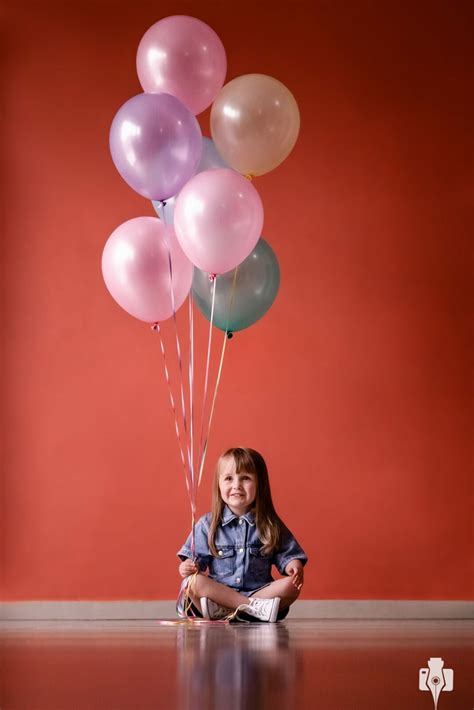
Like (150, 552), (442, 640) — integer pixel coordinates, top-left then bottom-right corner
(1, 620), (473, 709)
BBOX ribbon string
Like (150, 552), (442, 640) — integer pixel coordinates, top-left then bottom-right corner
(197, 330), (228, 486)
(165, 237), (193, 487)
(151, 217), (239, 621)
(196, 277), (217, 482)
(154, 323), (193, 497)
(160, 203), (194, 497)
(188, 288), (195, 488)
(197, 268), (237, 486)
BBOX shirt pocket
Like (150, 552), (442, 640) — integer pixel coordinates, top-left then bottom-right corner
(248, 546), (273, 583)
(209, 547), (235, 578)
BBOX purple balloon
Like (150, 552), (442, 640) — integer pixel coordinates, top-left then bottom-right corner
(109, 93), (202, 201)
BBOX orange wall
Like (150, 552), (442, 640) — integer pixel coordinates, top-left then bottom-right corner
(2, 0), (472, 601)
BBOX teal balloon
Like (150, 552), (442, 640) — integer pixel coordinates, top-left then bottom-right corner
(192, 238), (280, 332)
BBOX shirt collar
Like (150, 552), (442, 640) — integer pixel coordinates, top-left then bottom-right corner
(221, 504), (256, 526)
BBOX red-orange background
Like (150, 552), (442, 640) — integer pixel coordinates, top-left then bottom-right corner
(2, 0), (472, 601)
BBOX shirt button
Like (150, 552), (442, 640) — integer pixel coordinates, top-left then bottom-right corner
(218, 550), (223, 556)
(236, 577), (241, 583)
(239, 548), (244, 553)
(239, 519), (244, 525)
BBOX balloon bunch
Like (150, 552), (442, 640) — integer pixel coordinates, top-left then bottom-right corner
(102, 15), (299, 516)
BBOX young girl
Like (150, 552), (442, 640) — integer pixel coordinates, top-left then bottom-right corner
(177, 447), (307, 622)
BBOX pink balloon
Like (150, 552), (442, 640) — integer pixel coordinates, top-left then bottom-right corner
(102, 217), (193, 323)
(136, 16), (227, 116)
(174, 169), (264, 274)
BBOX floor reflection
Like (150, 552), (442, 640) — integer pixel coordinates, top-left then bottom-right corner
(0, 620), (472, 709)
(176, 623), (298, 710)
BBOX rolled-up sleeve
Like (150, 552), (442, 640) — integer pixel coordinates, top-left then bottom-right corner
(177, 516), (212, 571)
(272, 524), (308, 575)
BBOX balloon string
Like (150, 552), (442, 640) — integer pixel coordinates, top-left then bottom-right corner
(197, 330), (228, 486)
(177, 572), (199, 619)
(188, 287), (195, 490)
(175, 271), (237, 616)
(159, 205), (198, 569)
(153, 323), (193, 497)
(175, 569), (236, 624)
(188, 290), (199, 556)
(197, 269), (238, 486)
(166, 243), (193, 487)
(160, 209), (193, 505)
(172, 572), (230, 624)
(196, 277), (217, 485)
(156, 619), (226, 625)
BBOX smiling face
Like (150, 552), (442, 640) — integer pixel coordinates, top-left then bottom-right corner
(218, 456), (257, 515)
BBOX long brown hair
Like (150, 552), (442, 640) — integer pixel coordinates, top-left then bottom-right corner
(208, 447), (282, 557)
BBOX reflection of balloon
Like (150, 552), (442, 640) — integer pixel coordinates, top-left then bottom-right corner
(109, 93), (202, 201)
(193, 238), (280, 332)
(102, 217), (193, 323)
(136, 15), (227, 116)
(211, 74), (300, 176)
(174, 168), (263, 274)
(152, 137), (228, 224)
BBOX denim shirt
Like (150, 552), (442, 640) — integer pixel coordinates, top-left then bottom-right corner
(177, 505), (308, 593)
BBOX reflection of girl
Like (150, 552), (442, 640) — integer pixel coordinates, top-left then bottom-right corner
(177, 447), (307, 622)
(177, 624), (297, 710)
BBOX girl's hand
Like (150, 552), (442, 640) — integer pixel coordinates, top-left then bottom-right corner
(285, 560), (304, 590)
(179, 559), (199, 578)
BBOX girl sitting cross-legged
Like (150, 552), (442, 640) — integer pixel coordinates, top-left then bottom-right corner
(177, 447), (308, 622)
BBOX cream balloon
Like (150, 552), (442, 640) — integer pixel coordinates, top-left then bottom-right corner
(210, 74), (300, 176)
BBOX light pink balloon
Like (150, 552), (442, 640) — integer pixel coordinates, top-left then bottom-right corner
(136, 15), (227, 116)
(174, 169), (264, 274)
(102, 217), (193, 323)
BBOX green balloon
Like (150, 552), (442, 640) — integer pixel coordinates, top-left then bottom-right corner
(192, 238), (280, 332)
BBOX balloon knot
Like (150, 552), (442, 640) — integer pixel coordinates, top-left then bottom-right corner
(227, 331), (234, 340)
(209, 273), (217, 282)
(244, 174), (254, 181)
(151, 323), (159, 332)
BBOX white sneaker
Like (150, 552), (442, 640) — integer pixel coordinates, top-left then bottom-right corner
(200, 597), (234, 620)
(236, 597), (280, 623)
